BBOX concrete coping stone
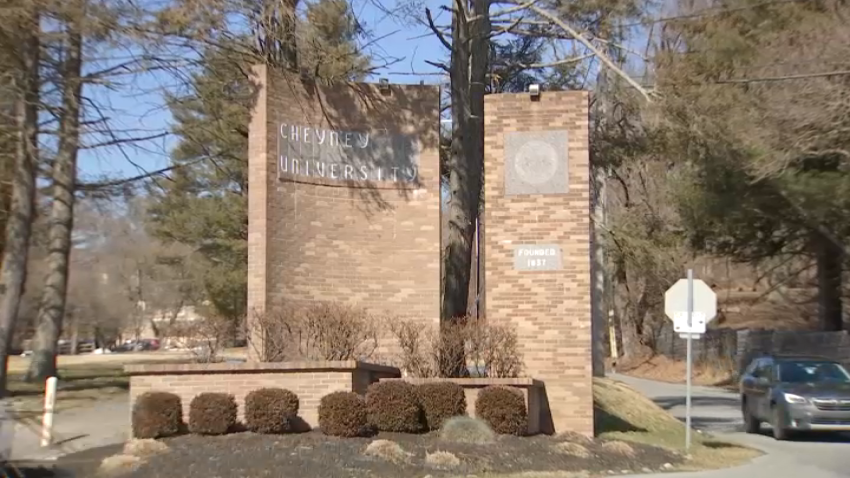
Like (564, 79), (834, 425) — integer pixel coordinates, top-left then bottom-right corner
(125, 360), (400, 376)
(381, 377), (543, 388)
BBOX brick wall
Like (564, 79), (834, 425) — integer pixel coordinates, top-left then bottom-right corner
(247, 66), (441, 360)
(126, 361), (400, 432)
(483, 92), (592, 435)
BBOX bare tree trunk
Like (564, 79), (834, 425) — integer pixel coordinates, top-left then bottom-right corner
(26, 19), (83, 382)
(0, 9), (40, 397)
(441, 0), (489, 377)
(813, 231), (843, 331)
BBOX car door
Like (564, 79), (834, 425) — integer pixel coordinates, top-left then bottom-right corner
(751, 359), (774, 420)
(741, 359), (763, 403)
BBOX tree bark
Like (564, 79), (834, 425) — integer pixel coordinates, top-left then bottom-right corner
(813, 231), (843, 331)
(440, 0), (489, 377)
(0, 8), (40, 397)
(26, 19), (83, 382)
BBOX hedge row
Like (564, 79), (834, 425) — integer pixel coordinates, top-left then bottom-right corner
(319, 382), (526, 437)
(132, 383), (527, 440)
(132, 387), (300, 439)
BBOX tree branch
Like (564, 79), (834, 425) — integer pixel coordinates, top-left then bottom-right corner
(523, 3), (652, 101)
(426, 8), (452, 51)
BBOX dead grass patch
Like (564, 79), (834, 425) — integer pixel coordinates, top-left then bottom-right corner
(599, 440), (636, 458)
(426, 450), (461, 468)
(123, 439), (169, 457)
(553, 442), (592, 459)
(363, 439), (412, 464)
(98, 454), (142, 476)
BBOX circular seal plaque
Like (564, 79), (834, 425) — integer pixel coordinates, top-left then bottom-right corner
(513, 140), (559, 185)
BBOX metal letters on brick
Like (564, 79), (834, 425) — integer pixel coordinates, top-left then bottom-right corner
(513, 244), (563, 271)
(277, 123), (421, 184)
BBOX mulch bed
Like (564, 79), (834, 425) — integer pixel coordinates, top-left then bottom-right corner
(40, 431), (682, 478)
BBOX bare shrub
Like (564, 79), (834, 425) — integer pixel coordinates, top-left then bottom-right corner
(180, 314), (234, 363)
(388, 317), (523, 378)
(249, 303), (380, 362)
(389, 320), (440, 378)
(554, 442), (592, 459)
(464, 318), (523, 378)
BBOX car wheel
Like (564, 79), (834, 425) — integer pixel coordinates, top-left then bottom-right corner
(742, 400), (760, 434)
(771, 406), (790, 441)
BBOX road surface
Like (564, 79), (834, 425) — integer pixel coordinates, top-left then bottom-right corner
(1, 396), (129, 462)
(615, 374), (850, 478)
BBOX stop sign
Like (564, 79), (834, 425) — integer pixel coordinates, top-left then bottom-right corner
(664, 279), (717, 334)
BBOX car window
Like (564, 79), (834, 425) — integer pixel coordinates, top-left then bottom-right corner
(744, 359), (761, 377)
(777, 361), (850, 383)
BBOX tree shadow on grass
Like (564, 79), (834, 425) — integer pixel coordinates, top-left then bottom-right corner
(594, 406), (648, 434)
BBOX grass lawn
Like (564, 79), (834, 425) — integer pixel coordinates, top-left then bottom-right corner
(5, 352), (194, 417)
(594, 377), (760, 471)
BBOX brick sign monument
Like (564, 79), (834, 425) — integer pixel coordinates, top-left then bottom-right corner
(239, 70), (592, 435)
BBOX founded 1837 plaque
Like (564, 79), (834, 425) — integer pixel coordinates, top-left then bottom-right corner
(504, 130), (569, 196)
(513, 244), (563, 271)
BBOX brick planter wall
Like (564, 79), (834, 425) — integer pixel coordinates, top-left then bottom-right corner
(126, 361), (400, 432)
(382, 377), (544, 435)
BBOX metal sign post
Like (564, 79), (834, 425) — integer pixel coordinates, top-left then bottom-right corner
(685, 269), (693, 451)
(664, 270), (717, 453)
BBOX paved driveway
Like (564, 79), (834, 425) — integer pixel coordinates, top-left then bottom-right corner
(614, 374), (850, 478)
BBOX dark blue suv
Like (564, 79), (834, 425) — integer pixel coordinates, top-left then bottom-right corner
(740, 355), (850, 440)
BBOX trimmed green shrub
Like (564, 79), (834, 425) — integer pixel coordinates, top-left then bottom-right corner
(244, 388), (300, 434)
(188, 393), (237, 435)
(439, 416), (496, 444)
(417, 382), (467, 430)
(319, 391), (373, 437)
(132, 392), (183, 439)
(474, 386), (527, 435)
(365, 381), (425, 433)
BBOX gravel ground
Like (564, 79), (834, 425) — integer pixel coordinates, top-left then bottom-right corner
(38, 431), (681, 478)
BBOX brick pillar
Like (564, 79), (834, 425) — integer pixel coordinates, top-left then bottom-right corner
(483, 91), (592, 435)
(247, 65), (270, 361)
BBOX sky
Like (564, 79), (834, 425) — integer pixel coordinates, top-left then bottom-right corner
(77, 0), (448, 182)
(75, 0), (655, 183)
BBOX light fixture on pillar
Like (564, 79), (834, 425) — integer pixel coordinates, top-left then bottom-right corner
(528, 84), (541, 101)
(379, 78), (391, 95)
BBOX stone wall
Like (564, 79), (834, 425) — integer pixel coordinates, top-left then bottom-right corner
(483, 91), (593, 435)
(247, 66), (441, 359)
(126, 361), (400, 431)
